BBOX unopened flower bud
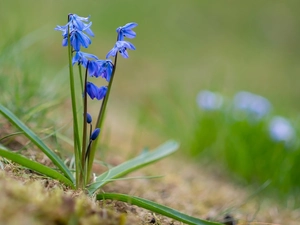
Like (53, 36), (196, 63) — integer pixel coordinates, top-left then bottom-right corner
(86, 113), (92, 124)
(91, 128), (100, 140)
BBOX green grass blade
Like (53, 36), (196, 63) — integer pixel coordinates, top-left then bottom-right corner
(0, 147), (75, 188)
(97, 193), (222, 225)
(86, 140), (179, 195)
(0, 104), (75, 184)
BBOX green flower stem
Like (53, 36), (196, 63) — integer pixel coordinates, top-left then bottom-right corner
(67, 23), (82, 188)
(86, 53), (119, 181)
(80, 63), (89, 187)
(78, 64), (84, 95)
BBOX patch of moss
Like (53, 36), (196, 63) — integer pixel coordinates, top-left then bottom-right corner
(0, 169), (141, 225)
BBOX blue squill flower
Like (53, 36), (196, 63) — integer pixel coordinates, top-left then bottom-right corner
(116, 22), (138, 41)
(72, 51), (98, 66)
(86, 82), (107, 100)
(72, 51), (99, 75)
(95, 59), (114, 82)
(68, 14), (94, 37)
(70, 30), (92, 51)
(106, 41), (136, 59)
(55, 14), (94, 50)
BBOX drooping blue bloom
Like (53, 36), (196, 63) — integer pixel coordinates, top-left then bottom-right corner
(55, 13), (94, 50)
(106, 41), (136, 59)
(269, 116), (295, 144)
(197, 90), (223, 111)
(68, 14), (94, 37)
(86, 82), (98, 99)
(72, 52), (113, 79)
(86, 113), (92, 124)
(95, 59), (114, 82)
(97, 86), (108, 100)
(72, 51), (99, 73)
(91, 128), (100, 140)
(116, 22), (138, 41)
(70, 30), (92, 51)
(86, 82), (107, 100)
(233, 91), (271, 120)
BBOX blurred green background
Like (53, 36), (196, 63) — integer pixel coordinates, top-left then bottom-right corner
(1, 0), (300, 204)
(2, 0), (300, 110)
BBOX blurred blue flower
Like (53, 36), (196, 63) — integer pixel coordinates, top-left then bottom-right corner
(106, 41), (136, 59)
(91, 128), (100, 140)
(233, 91), (271, 120)
(196, 90), (223, 111)
(116, 22), (138, 41)
(269, 116), (296, 144)
(86, 82), (107, 100)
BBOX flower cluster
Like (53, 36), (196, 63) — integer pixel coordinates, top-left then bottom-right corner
(55, 14), (137, 157)
(55, 14), (137, 100)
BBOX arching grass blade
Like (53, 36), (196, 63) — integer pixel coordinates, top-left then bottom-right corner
(97, 193), (222, 225)
(0, 147), (75, 188)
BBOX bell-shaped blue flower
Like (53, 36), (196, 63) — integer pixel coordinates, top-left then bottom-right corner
(116, 22), (137, 41)
(55, 13), (94, 50)
(86, 82), (107, 100)
(106, 41), (136, 59)
(68, 14), (94, 37)
(70, 30), (92, 51)
(95, 59), (113, 82)
(86, 82), (98, 100)
(72, 51), (99, 70)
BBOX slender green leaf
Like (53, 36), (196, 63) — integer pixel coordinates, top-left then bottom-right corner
(87, 140), (179, 195)
(0, 104), (75, 184)
(0, 147), (75, 188)
(97, 193), (222, 225)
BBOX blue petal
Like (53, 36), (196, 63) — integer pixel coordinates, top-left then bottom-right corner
(72, 52), (81, 65)
(82, 22), (94, 37)
(81, 51), (99, 60)
(123, 30), (136, 39)
(88, 61), (99, 77)
(120, 50), (129, 58)
(97, 86), (107, 100)
(62, 38), (68, 47)
(123, 22), (138, 29)
(86, 82), (98, 100)
(106, 47), (117, 59)
(76, 31), (91, 48)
